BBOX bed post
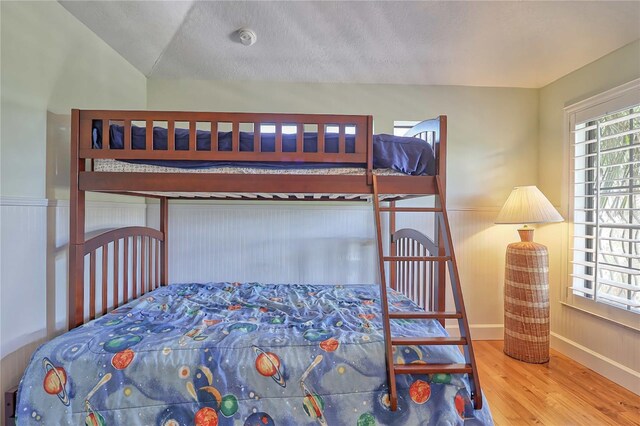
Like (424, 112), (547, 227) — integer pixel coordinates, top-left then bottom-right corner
(436, 115), (447, 326)
(438, 115), (447, 202)
(160, 197), (169, 285)
(389, 201), (396, 290)
(366, 115), (374, 185)
(68, 109), (85, 329)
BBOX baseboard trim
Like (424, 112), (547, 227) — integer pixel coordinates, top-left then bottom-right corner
(447, 324), (503, 340)
(550, 332), (640, 395)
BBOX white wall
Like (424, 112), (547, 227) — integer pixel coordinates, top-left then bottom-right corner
(1, 3), (146, 198)
(538, 40), (640, 393)
(148, 203), (379, 284)
(0, 1), (147, 419)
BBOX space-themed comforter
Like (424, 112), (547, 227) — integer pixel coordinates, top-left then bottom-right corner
(17, 283), (493, 425)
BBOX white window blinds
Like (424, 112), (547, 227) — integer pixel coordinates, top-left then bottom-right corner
(571, 100), (640, 313)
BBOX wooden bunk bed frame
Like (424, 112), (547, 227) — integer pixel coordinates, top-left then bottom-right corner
(64, 109), (482, 415)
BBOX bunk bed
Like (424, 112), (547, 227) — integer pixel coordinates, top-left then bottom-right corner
(12, 110), (493, 425)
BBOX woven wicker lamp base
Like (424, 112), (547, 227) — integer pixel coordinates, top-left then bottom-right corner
(503, 239), (550, 363)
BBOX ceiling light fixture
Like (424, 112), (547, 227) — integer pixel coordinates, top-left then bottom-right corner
(237, 28), (257, 46)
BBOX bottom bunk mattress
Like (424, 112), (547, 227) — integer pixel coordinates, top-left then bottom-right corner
(17, 283), (493, 425)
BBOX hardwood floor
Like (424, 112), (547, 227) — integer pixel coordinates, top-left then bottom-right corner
(475, 340), (640, 426)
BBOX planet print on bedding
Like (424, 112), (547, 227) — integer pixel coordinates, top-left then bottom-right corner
(244, 412), (275, 426)
(102, 334), (143, 353)
(16, 283), (493, 425)
(253, 346), (286, 388)
(41, 358), (69, 406)
(303, 328), (333, 342)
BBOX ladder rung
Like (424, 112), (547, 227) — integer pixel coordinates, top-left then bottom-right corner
(379, 207), (442, 212)
(391, 337), (467, 346)
(389, 311), (462, 319)
(394, 363), (473, 375)
(383, 256), (450, 262)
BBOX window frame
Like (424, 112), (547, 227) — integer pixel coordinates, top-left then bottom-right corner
(564, 78), (640, 330)
(393, 120), (420, 137)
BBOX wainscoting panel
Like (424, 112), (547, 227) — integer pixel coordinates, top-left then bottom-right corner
(1, 198), (49, 423)
(447, 209), (512, 328)
(1, 198), (48, 359)
(147, 202), (379, 285)
(0, 197), (146, 418)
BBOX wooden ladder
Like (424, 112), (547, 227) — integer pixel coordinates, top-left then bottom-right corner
(372, 175), (483, 411)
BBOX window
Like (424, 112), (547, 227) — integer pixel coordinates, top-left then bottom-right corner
(570, 83), (640, 313)
(393, 121), (419, 137)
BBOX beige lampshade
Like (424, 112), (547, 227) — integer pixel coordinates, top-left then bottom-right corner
(495, 186), (564, 224)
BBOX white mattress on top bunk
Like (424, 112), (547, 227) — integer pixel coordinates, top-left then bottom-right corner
(93, 159), (409, 201)
(93, 159), (405, 176)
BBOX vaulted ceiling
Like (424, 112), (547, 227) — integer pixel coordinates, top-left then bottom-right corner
(60, 1), (640, 88)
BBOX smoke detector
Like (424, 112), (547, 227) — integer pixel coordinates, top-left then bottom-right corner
(237, 28), (257, 46)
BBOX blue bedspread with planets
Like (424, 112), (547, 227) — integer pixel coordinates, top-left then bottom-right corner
(17, 283), (493, 425)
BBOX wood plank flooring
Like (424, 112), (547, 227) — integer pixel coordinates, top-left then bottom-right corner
(475, 340), (640, 425)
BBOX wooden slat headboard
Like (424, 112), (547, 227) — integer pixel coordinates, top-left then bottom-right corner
(78, 110), (372, 168)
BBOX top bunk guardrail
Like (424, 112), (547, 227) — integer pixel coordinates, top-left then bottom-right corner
(78, 110), (373, 167)
(72, 110), (447, 197)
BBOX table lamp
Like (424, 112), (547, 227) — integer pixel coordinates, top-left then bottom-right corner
(495, 186), (564, 363)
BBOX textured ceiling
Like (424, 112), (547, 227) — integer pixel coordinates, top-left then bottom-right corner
(60, 1), (640, 88)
